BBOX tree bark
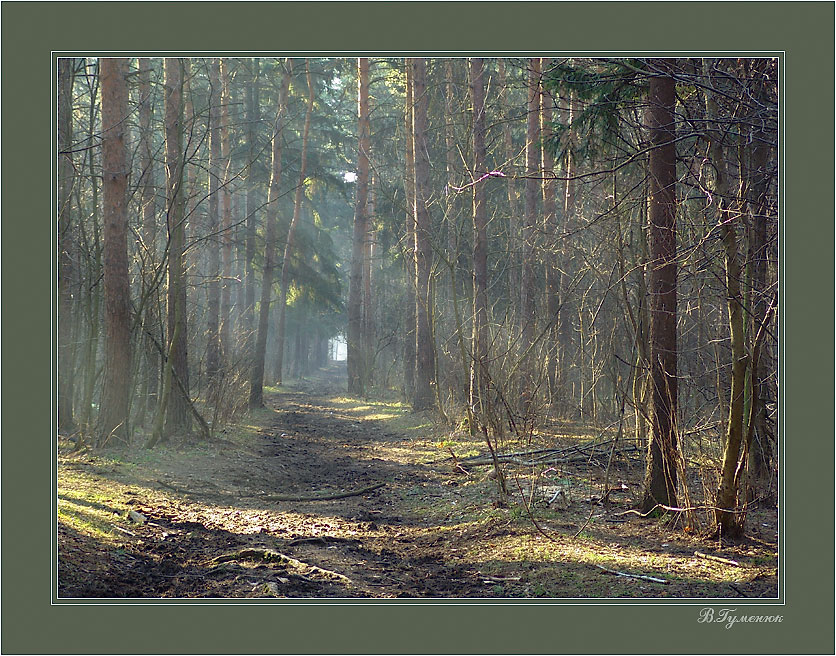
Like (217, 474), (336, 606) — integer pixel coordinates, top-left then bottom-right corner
(162, 58), (191, 435)
(137, 57), (159, 424)
(640, 60), (679, 511)
(243, 59), (260, 365)
(78, 59), (101, 432)
(348, 57), (371, 395)
(703, 59), (747, 536)
(363, 175), (376, 386)
(469, 57), (489, 410)
(220, 59), (233, 361)
(206, 58), (223, 388)
(497, 59), (520, 321)
(97, 58), (132, 445)
(558, 89), (578, 414)
(233, 192), (245, 336)
(276, 60), (314, 385)
(182, 59), (199, 295)
(411, 57), (436, 411)
(541, 57), (560, 406)
(520, 58), (541, 411)
(249, 60), (292, 407)
(745, 59), (776, 496)
(402, 59), (416, 401)
(58, 57), (76, 432)
(444, 59), (460, 298)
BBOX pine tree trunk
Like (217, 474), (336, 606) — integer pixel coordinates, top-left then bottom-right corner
(348, 57), (371, 395)
(541, 57), (559, 406)
(183, 59), (198, 293)
(243, 59), (260, 365)
(469, 57), (489, 410)
(276, 60), (314, 385)
(58, 57), (76, 432)
(299, 321), (311, 377)
(640, 60), (679, 511)
(444, 60), (460, 302)
(249, 60), (292, 408)
(559, 90), (578, 414)
(97, 58), (132, 445)
(138, 57), (159, 424)
(520, 58), (541, 411)
(411, 57), (436, 411)
(497, 59), (520, 322)
(163, 58), (191, 435)
(363, 176), (376, 387)
(206, 58), (223, 389)
(234, 193), (246, 337)
(220, 59), (233, 362)
(402, 59), (416, 401)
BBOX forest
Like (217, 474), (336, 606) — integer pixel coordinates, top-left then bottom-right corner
(57, 56), (779, 599)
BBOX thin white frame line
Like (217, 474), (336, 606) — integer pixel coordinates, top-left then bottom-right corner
(51, 53), (784, 607)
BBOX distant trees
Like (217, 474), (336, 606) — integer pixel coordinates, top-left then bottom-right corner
(347, 57), (371, 395)
(275, 60), (314, 385)
(249, 59), (292, 408)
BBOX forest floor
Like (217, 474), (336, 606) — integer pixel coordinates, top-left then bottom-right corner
(57, 364), (778, 599)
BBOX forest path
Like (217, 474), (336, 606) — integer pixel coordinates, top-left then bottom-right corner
(59, 365), (496, 597)
(58, 364), (778, 599)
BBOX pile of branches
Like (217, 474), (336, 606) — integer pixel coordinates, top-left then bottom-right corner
(450, 438), (643, 469)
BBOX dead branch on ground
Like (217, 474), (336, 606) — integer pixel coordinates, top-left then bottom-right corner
(258, 482), (385, 502)
(593, 563), (668, 584)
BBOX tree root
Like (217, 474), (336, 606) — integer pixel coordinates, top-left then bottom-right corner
(211, 549), (351, 584)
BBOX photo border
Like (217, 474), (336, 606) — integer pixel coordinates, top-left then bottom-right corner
(3, 2), (832, 654)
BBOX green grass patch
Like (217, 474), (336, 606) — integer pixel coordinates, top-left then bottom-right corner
(57, 468), (139, 544)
